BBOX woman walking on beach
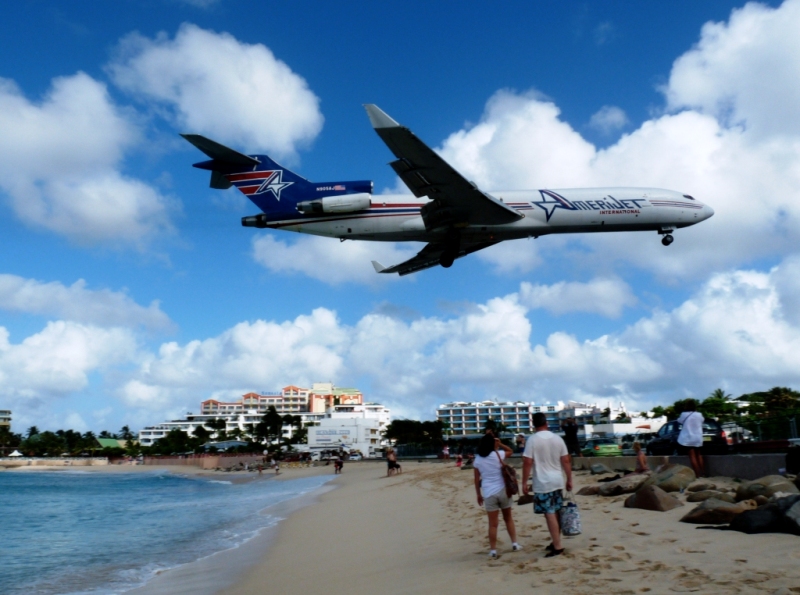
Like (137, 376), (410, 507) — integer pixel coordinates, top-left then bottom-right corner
(473, 433), (521, 559)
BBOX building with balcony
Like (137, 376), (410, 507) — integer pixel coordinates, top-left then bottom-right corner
(200, 383), (363, 416)
(436, 400), (568, 435)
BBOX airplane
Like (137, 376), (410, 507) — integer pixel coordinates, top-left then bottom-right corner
(182, 104), (714, 276)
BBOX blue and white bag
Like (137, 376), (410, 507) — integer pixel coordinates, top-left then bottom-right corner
(559, 491), (582, 536)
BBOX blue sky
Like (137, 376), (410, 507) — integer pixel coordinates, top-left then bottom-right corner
(2, 0), (799, 434)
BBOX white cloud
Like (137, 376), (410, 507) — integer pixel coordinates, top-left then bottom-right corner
(108, 24), (323, 158)
(588, 105), (629, 134)
(665, 0), (800, 139)
(0, 274), (172, 330)
(519, 277), (636, 317)
(36, 255), (798, 423)
(0, 73), (175, 246)
(0, 321), (138, 398)
(251, 234), (420, 285)
(121, 308), (347, 411)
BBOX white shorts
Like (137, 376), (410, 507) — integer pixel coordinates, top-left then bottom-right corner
(484, 490), (512, 511)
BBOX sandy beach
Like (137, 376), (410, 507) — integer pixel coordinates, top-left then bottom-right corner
(214, 460), (800, 595)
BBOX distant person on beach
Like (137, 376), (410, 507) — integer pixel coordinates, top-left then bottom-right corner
(272, 459), (280, 475)
(442, 445), (450, 459)
(522, 412), (572, 558)
(334, 456), (343, 474)
(632, 442), (650, 474)
(386, 448), (401, 476)
(473, 433), (521, 559)
(515, 434), (526, 453)
(677, 400), (705, 478)
(561, 418), (583, 465)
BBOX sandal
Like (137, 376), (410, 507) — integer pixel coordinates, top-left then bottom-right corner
(545, 548), (565, 557)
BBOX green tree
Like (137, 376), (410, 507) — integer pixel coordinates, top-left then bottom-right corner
(26, 426), (39, 439)
(205, 418), (228, 441)
(119, 426), (136, 445)
(699, 388), (738, 420)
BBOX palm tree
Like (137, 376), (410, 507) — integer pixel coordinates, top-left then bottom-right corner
(26, 426), (39, 439)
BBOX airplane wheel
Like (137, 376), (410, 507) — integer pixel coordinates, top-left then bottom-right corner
(661, 234), (674, 246)
(439, 252), (456, 268)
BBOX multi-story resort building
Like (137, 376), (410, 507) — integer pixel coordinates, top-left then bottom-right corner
(200, 383), (363, 416)
(138, 384), (390, 456)
(436, 401), (571, 435)
(436, 399), (664, 440)
(0, 410), (11, 430)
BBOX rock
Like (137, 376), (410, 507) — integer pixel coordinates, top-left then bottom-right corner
(680, 498), (757, 524)
(624, 485), (684, 512)
(598, 473), (650, 496)
(577, 485), (600, 496)
(597, 474), (623, 483)
(786, 500), (800, 535)
(590, 463), (614, 475)
(686, 490), (736, 503)
(642, 464), (696, 493)
(729, 494), (800, 535)
(735, 475), (799, 501)
(687, 482), (717, 492)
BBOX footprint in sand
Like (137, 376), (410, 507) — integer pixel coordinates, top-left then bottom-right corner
(613, 545), (626, 551)
(634, 531), (651, 536)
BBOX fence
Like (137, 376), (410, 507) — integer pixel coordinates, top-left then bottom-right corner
(143, 453), (265, 470)
(739, 415), (798, 441)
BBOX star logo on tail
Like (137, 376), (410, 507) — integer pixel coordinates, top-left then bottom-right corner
(533, 190), (577, 221)
(255, 171), (293, 201)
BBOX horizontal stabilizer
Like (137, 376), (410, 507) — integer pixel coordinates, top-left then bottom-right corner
(210, 170), (232, 189)
(371, 260), (388, 273)
(181, 134), (259, 166)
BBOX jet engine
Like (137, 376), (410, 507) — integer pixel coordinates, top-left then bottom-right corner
(297, 193), (372, 214)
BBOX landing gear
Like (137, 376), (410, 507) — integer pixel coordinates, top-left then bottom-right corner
(439, 228), (461, 268)
(439, 250), (456, 268)
(661, 234), (674, 246)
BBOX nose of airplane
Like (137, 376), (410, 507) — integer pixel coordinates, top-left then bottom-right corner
(702, 203), (715, 220)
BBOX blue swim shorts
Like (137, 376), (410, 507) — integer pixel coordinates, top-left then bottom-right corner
(533, 489), (564, 515)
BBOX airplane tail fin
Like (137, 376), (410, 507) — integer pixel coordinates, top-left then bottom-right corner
(182, 134), (372, 222)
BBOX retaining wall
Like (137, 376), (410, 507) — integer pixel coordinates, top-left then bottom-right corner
(571, 453), (787, 480)
(0, 457), (109, 468)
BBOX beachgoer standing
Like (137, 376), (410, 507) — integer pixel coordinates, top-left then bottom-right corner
(561, 418), (583, 465)
(386, 448), (401, 477)
(522, 412), (572, 558)
(442, 445), (450, 460)
(677, 400), (705, 478)
(473, 433), (521, 559)
(334, 456), (343, 474)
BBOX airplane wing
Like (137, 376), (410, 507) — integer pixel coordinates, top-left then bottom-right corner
(364, 104), (523, 228)
(372, 240), (499, 276)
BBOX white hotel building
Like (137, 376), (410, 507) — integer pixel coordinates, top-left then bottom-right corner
(436, 401), (569, 435)
(138, 384), (390, 455)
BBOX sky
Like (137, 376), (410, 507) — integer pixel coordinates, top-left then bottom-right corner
(2, 0), (799, 434)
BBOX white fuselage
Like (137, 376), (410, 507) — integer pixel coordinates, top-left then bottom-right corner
(266, 187), (714, 243)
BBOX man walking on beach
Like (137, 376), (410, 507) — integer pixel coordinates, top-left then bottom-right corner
(522, 412), (573, 557)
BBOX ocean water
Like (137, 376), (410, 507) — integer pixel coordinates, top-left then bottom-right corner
(0, 470), (332, 595)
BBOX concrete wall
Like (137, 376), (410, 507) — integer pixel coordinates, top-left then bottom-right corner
(571, 454), (787, 480)
(143, 454), (265, 470)
(0, 457), (109, 468)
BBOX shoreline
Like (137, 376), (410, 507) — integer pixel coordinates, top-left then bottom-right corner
(127, 465), (340, 595)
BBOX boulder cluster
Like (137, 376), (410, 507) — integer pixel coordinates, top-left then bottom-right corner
(578, 464), (800, 535)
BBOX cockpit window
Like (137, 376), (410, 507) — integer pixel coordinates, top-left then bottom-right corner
(683, 195), (695, 200)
